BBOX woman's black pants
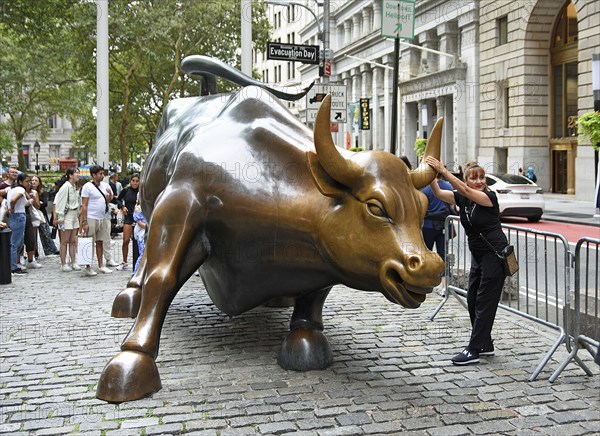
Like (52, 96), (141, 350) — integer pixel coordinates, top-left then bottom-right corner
(467, 251), (505, 352)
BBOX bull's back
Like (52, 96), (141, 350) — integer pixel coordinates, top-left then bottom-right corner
(141, 88), (314, 216)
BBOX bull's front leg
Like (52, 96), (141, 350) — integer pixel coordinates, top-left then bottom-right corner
(96, 187), (207, 403)
(278, 287), (333, 371)
(111, 250), (147, 318)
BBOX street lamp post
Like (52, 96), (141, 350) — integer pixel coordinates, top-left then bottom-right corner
(33, 140), (40, 175)
(266, 0), (327, 82)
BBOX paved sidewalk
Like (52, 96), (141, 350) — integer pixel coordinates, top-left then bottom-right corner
(1, 252), (599, 435)
(543, 193), (600, 227)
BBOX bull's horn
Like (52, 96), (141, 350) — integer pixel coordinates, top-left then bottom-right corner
(314, 94), (361, 187)
(410, 117), (444, 189)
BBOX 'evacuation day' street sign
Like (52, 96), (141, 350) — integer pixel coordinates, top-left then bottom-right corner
(381, 0), (416, 40)
(267, 42), (320, 64)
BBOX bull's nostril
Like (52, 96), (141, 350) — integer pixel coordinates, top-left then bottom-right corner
(407, 255), (421, 272)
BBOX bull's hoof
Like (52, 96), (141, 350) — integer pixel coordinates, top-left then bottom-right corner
(111, 287), (141, 318)
(278, 328), (333, 371)
(96, 351), (161, 403)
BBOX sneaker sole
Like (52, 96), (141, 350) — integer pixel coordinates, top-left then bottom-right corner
(479, 351), (495, 356)
(451, 358), (480, 365)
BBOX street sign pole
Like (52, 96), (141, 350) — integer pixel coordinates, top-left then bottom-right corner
(390, 36), (400, 156)
(382, 0), (415, 156)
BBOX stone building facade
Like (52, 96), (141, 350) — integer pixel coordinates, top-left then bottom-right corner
(260, 0), (599, 200)
(478, 0), (599, 197)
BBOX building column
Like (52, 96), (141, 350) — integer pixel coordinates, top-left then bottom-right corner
(372, 1), (382, 30)
(418, 30), (439, 73)
(437, 22), (458, 70)
(344, 20), (352, 46)
(372, 66), (382, 150)
(458, 17), (479, 162)
(341, 71), (352, 149)
(454, 81), (467, 166)
(352, 14), (362, 41)
(403, 102), (419, 164)
(362, 7), (372, 37)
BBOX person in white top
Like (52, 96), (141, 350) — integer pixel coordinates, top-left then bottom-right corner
(54, 167), (82, 272)
(7, 173), (32, 274)
(79, 165), (114, 276)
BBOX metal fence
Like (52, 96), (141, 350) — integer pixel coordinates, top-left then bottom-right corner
(429, 216), (598, 381)
(550, 237), (599, 381)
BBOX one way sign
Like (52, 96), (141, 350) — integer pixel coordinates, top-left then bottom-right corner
(306, 84), (347, 123)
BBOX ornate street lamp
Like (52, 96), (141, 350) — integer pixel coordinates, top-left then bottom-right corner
(33, 140), (41, 174)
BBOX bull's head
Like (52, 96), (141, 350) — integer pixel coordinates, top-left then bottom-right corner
(308, 95), (445, 308)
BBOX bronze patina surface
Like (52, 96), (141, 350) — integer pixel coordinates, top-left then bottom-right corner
(97, 58), (444, 402)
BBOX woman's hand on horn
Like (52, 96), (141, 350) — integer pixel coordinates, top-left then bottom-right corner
(425, 156), (444, 174)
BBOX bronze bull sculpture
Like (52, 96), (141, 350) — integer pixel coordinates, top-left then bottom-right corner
(97, 56), (445, 402)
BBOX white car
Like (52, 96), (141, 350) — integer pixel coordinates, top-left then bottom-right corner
(127, 162), (142, 172)
(486, 174), (545, 222)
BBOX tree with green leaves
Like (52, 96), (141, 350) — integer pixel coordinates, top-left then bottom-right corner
(1, 0), (271, 173)
(0, 0), (94, 170)
(75, 0), (271, 174)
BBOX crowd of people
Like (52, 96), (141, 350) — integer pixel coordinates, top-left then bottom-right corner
(1, 165), (146, 277)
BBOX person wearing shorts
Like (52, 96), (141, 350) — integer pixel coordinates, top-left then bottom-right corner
(80, 165), (114, 276)
(54, 167), (81, 272)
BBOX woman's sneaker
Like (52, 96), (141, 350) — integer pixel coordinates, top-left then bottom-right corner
(116, 262), (130, 271)
(71, 263), (82, 271)
(61, 264), (73, 272)
(27, 260), (42, 269)
(451, 348), (479, 365)
(12, 268), (27, 275)
(479, 344), (495, 356)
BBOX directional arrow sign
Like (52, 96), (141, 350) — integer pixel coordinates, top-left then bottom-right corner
(306, 84), (347, 123)
(381, 0), (415, 40)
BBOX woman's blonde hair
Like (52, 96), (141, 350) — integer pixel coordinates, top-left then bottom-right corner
(463, 161), (485, 179)
(463, 161), (489, 191)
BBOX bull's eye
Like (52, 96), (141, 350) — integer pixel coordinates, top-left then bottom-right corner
(366, 201), (387, 219)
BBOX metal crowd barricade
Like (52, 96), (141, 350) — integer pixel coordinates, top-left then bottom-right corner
(550, 237), (599, 381)
(428, 216), (593, 381)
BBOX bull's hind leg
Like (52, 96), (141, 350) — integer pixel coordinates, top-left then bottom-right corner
(111, 251), (147, 318)
(278, 287), (333, 370)
(97, 188), (207, 402)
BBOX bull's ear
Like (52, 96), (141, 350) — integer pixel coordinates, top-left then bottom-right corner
(307, 151), (346, 197)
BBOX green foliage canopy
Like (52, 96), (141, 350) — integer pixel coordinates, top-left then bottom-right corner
(0, 0), (271, 172)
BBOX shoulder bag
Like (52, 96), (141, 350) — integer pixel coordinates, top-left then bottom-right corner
(465, 203), (519, 277)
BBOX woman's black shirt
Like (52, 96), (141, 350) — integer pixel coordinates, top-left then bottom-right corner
(454, 190), (508, 254)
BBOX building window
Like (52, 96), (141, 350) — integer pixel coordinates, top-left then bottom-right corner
(48, 115), (57, 129)
(551, 1), (578, 138)
(497, 15), (508, 46)
(553, 2), (578, 47)
(49, 144), (61, 159)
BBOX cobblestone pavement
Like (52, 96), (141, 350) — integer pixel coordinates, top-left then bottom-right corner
(1, 248), (599, 435)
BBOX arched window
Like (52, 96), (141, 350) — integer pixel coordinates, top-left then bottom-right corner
(551, 1), (578, 138)
(550, 1), (578, 194)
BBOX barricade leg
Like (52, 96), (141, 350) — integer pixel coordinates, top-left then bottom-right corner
(550, 336), (596, 382)
(429, 286), (468, 321)
(530, 327), (565, 381)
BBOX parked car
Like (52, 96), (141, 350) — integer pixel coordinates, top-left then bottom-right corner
(127, 162), (142, 172)
(486, 174), (544, 222)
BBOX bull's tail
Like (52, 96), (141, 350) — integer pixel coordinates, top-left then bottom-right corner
(181, 55), (314, 101)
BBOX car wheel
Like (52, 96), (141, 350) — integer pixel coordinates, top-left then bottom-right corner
(527, 216), (542, 223)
